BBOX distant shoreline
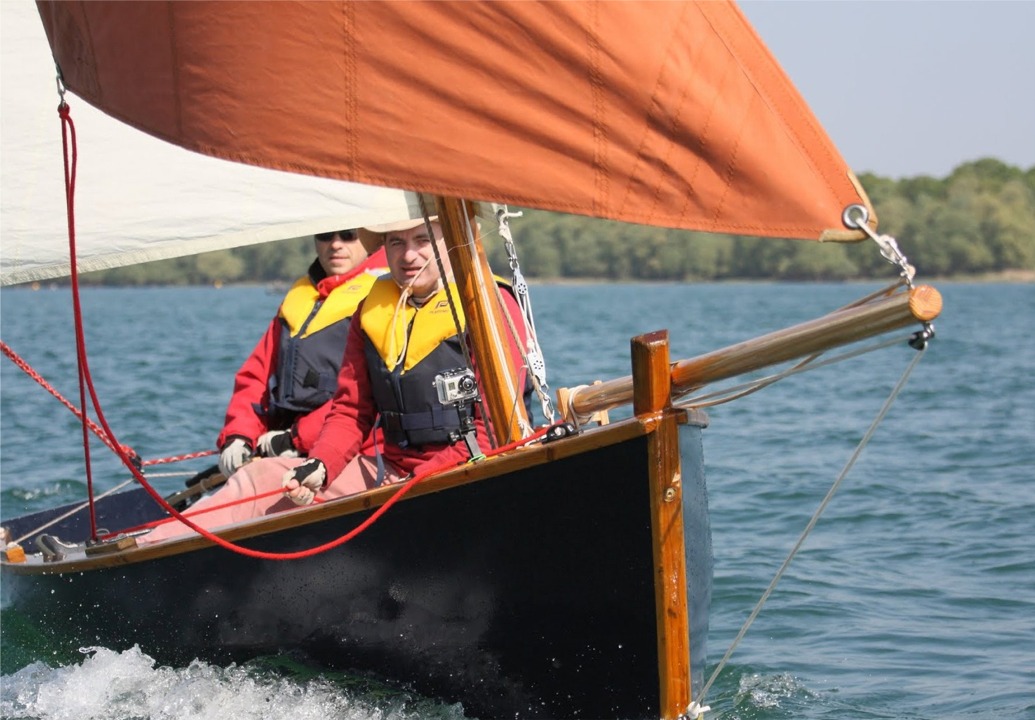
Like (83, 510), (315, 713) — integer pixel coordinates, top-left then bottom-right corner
(5, 270), (1032, 291)
(527, 270), (1035, 286)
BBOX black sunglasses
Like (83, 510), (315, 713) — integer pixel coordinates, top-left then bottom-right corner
(315, 229), (358, 242)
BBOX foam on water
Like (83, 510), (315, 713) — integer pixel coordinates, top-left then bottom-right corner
(0, 646), (467, 720)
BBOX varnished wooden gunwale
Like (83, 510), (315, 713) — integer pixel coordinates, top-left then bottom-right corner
(2, 411), (689, 575)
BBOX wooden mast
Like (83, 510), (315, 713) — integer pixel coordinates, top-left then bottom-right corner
(434, 196), (529, 446)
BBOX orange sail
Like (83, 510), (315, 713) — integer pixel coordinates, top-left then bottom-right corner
(36, 0), (874, 242)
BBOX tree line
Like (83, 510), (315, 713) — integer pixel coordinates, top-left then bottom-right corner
(82, 158), (1034, 285)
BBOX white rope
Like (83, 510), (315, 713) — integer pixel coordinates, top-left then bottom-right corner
(694, 343), (927, 709)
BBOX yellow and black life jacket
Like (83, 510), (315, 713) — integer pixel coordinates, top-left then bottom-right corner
(360, 278), (474, 447)
(267, 267), (380, 423)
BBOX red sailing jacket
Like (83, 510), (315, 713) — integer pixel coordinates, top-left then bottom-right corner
(309, 282), (531, 482)
(216, 249), (387, 454)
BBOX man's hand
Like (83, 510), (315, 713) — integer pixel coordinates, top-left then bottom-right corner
(256, 430), (299, 458)
(282, 458), (327, 506)
(218, 437), (253, 477)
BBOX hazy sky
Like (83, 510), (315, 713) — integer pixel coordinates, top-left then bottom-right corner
(740, 0), (1035, 179)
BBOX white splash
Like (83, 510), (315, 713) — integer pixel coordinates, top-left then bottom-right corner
(0, 645), (464, 720)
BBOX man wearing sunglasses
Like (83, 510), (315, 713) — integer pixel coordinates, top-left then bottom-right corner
(140, 216), (533, 545)
(215, 229), (388, 479)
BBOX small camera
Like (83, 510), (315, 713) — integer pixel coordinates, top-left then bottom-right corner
(435, 368), (479, 405)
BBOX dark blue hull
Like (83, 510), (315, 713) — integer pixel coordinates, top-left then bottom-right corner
(2, 419), (712, 719)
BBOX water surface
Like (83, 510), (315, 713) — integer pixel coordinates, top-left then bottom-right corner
(2, 282), (1032, 719)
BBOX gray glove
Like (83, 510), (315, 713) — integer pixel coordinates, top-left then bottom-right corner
(218, 437), (253, 477)
(282, 458), (327, 506)
(256, 430), (299, 459)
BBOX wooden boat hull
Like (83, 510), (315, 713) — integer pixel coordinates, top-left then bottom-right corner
(2, 415), (712, 719)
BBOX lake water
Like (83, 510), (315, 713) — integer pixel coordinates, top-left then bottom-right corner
(1, 281), (1032, 720)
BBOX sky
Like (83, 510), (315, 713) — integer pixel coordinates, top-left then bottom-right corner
(740, 0), (1035, 179)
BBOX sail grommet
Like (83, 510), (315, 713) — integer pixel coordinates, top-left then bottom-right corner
(841, 203), (869, 230)
(842, 203), (916, 286)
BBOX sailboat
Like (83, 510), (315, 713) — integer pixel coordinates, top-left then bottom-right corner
(0, 2), (942, 718)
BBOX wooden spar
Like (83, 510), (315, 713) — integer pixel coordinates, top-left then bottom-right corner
(632, 330), (693, 719)
(435, 197), (529, 446)
(566, 284), (942, 418)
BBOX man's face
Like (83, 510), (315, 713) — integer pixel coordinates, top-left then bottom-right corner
(384, 222), (450, 298)
(314, 229), (367, 276)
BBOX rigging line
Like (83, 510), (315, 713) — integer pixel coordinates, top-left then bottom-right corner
(477, 212), (532, 435)
(482, 256), (535, 435)
(11, 478), (135, 547)
(468, 212), (531, 436)
(672, 333), (909, 409)
(142, 448), (218, 466)
(132, 471), (199, 479)
(695, 344), (928, 708)
(488, 278), (535, 436)
(57, 98), (105, 541)
(137, 426), (550, 560)
(420, 194), (469, 362)
(46, 98), (265, 553)
(495, 205), (555, 425)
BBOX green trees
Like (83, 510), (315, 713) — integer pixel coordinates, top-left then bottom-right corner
(492, 158), (1034, 282)
(852, 160), (1035, 278)
(81, 238), (314, 286)
(82, 158), (1034, 285)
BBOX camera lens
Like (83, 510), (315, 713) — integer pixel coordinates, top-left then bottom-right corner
(459, 376), (475, 392)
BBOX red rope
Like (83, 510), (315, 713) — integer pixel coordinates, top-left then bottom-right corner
(116, 427), (552, 559)
(112, 487), (292, 536)
(50, 99), (550, 562)
(51, 101), (243, 552)
(141, 449), (217, 467)
(57, 101), (103, 540)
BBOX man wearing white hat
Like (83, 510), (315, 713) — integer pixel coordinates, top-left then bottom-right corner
(282, 216), (532, 503)
(140, 217), (529, 542)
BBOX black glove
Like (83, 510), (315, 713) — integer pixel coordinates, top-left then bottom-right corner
(281, 458), (328, 506)
(256, 430), (299, 458)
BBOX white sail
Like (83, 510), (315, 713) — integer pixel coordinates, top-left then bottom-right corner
(0, 2), (416, 287)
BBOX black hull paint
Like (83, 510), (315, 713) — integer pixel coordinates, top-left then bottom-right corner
(2, 426), (712, 719)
